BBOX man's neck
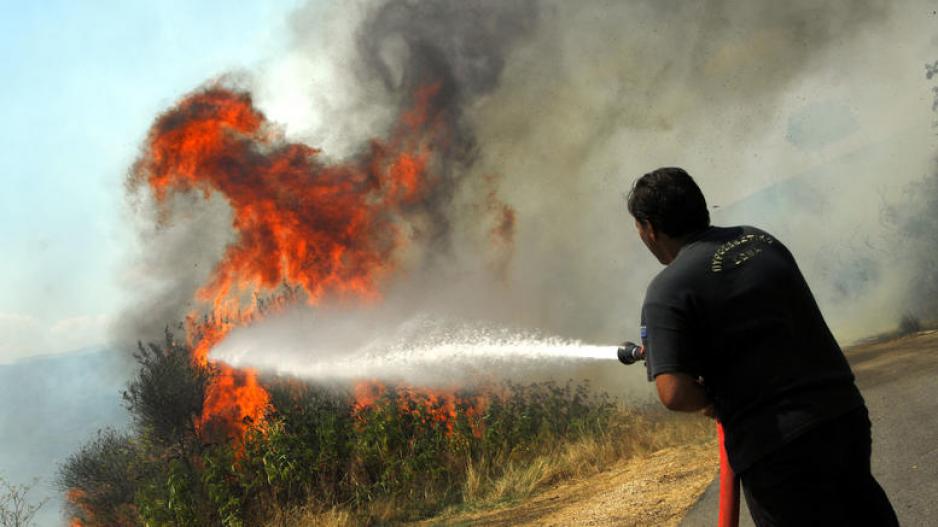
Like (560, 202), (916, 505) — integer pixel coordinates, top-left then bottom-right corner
(663, 227), (710, 264)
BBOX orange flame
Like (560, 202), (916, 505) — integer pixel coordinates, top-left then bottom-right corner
(198, 363), (271, 442)
(134, 85), (440, 311)
(66, 488), (91, 527)
(353, 380), (489, 437)
(131, 83), (447, 442)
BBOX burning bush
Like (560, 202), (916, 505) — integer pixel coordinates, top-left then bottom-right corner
(57, 430), (140, 527)
(58, 335), (711, 526)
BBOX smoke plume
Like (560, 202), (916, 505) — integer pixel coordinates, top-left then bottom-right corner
(118, 0), (937, 391)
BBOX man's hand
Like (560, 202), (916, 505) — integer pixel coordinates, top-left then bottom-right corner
(654, 372), (712, 413)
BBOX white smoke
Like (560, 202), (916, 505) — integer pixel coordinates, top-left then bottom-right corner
(130, 0), (938, 387)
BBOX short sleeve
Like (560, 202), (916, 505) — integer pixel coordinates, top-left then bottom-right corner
(641, 281), (702, 380)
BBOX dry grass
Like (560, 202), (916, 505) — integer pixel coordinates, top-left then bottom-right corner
(455, 409), (711, 510)
(418, 440), (719, 527)
(265, 407), (713, 527)
(264, 505), (356, 527)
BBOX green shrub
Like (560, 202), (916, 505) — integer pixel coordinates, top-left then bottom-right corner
(62, 337), (651, 526)
(122, 332), (213, 451)
(57, 429), (142, 526)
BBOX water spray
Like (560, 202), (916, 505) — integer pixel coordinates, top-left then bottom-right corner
(211, 314), (634, 386)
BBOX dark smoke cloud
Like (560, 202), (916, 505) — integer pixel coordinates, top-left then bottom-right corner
(353, 0), (540, 251)
(120, 0), (933, 363)
(357, 0), (538, 99)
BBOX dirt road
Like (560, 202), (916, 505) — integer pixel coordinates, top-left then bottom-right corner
(419, 330), (938, 526)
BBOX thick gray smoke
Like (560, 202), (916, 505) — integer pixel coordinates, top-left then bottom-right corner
(875, 64), (938, 321)
(114, 193), (235, 352)
(434, 0), (932, 344)
(452, 0), (935, 345)
(121, 0), (937, 382)
(884, 169), (938, 319)
(353, 0), (540, 251)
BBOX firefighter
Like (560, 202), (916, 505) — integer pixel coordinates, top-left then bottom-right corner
(627, 167), (897, 525)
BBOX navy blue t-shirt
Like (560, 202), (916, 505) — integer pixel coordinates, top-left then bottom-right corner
(640, 225), (864, 472)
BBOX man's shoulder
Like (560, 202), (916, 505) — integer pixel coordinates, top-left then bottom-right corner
(701, 225), (788, 261)
(707, 224), (775, 241)
(646, 225), (784, 297)
(646, 255), (699, 301)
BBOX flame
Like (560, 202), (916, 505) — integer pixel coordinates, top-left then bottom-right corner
(479, 173), (516, 279)
(66, 488), (91, 527)
(131, 83), (448, 442)
(133, 85), (442, 311)
(198, 363), (271, 442)
(353, 380), (388, 412)
(353, 380), (489, 437)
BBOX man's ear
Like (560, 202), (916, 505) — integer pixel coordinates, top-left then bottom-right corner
(642, 220), (658, 243)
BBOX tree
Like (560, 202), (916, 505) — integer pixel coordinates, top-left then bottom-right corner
(122, 331), (213, 452)
(0, 476), (47, 527)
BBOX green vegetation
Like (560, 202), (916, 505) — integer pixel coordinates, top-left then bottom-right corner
(59, 334), (710, 526)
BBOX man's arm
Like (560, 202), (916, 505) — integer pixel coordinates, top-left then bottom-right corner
(654, 372), (710, 412)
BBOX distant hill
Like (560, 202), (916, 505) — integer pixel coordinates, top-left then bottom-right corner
(0, 348), (131, 526)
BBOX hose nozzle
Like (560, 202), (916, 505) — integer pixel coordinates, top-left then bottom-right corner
(617, 341), (645, 365)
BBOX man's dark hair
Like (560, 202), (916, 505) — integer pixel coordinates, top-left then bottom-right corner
(627, 167), (710, 237)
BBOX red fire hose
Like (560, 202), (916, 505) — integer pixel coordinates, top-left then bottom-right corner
(717, 422), (740, 527)
(615, 344), (741, 525)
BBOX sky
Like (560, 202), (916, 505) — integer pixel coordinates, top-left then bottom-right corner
(0, 0), (303, 363)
